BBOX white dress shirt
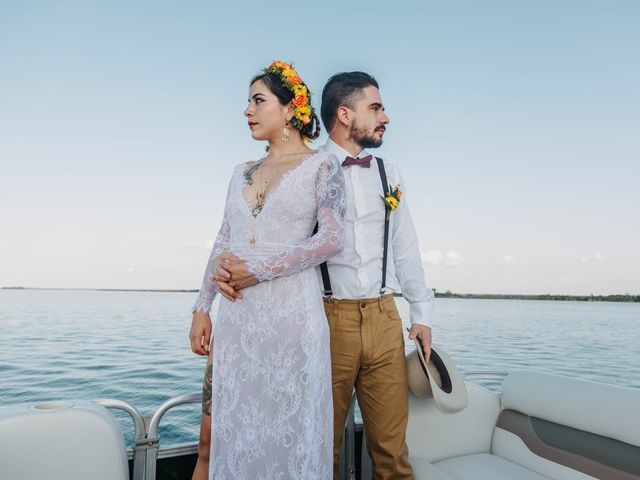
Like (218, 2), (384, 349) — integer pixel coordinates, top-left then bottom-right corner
(318, 139), (435, 327)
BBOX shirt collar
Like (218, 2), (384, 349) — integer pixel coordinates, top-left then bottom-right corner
(322, 138), (370, 163)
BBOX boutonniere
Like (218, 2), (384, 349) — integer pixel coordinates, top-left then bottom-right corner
(380, 185), (402, 220)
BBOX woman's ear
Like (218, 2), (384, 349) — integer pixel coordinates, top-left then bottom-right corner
(284, 103), (295, 123)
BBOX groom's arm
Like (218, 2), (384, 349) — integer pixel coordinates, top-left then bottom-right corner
(389, 165), (435, 361)
(389, 165), (435, 328)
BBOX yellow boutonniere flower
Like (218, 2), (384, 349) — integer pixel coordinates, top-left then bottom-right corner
(380, 185), (402, 219)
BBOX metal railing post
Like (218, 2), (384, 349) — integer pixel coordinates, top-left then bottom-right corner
(94, 399), (147, 480)
(339, 390), (357, 480)
(145, 393), (202, 480)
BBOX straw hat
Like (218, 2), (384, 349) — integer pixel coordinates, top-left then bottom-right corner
(406, 341), (468, 414)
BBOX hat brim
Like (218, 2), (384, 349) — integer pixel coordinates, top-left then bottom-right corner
(410, 340), (468, 414)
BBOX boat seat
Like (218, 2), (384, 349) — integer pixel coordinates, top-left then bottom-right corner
(0, 400), (129, 480)
(404, 370), (640, 480)
(417, 452), (552, 480)
(408, 456), (458, 479)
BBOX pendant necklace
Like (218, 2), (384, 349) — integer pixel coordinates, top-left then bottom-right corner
(249, 159), (275, 245)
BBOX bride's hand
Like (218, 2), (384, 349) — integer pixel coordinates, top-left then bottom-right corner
(189, 312), (212, 356)
(209, 253), (243, 301)
(225, 260), (259, 290)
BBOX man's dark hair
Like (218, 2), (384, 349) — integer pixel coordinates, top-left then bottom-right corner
(320, 72), (379, 132)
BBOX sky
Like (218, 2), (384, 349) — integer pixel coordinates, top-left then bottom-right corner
(1, 0), (639, 295)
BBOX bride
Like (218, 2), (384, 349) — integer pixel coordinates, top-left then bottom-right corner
(190, 61), (345, 479)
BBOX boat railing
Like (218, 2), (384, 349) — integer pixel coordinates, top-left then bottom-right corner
(94, 398), (147, 480)
(145, 392), (202, 480)
(96, 391), (360, 480)
(95, 393), (202, 480)
(463, 370), (508, 380)
(341, 391), (358, 480)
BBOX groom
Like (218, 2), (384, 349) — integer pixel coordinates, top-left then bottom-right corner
(318, 71), (434, 479)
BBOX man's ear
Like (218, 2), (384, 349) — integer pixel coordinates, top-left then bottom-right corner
(336, 105), (352, 128)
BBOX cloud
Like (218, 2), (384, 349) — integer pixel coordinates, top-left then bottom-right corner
(580, 252), (604, 263)
(503, 254), (515, 264)
(422, 250), (464, 267)
(179, 241), (214, 250)
(123, 262), (141, 273)
(422, 250), (443, 265)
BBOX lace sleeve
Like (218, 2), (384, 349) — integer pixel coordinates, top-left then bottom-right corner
(245, 156), (346, 282)
(192, 182), (233, 313)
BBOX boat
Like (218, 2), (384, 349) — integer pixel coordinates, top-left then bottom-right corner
(1, 363), (639, 479)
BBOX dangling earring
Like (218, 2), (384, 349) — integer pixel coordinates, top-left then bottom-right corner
(282, 123), (290, 143)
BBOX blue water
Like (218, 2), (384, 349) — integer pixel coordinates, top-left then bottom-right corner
(1, 289), (639, 449)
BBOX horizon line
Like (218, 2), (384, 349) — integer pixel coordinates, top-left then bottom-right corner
(2, 286), (639, 300)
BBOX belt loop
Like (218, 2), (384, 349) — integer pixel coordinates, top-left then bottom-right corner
(377, 295), (383, 312)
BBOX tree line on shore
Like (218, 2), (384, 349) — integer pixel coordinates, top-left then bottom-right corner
(3, 286), (640, 302)
(434, 291), (640, 302)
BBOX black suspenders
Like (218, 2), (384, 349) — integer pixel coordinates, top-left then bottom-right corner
(315, 157), (390, 300)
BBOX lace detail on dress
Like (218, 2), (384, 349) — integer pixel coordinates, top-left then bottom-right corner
(192, 199), (231, 313)
(194, 151), (344, 479)
(244, 157), (346, 282)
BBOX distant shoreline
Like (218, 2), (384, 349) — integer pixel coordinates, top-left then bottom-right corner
(2, 287), (639, 302)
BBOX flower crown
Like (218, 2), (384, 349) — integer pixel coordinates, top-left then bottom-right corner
(265, 61), (313, 131)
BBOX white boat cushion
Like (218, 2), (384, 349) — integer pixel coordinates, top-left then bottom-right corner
(0, 400), (128, 480)
(409, 457), (458, 480)
(435, 453), (553, 480)
(492, 427), (598, 480)
(406, 382), (500, 462)
(501, 371), (640, 447)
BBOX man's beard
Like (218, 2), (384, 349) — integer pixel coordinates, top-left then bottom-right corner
(350, 123), (383, 149)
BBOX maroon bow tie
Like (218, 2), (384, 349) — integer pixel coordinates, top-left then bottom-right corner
(342, 155), (372, 168)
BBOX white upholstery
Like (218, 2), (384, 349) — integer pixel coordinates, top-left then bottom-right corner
(408, 457), (458, 480)
(492, 428), (596, 480)
(0, 400), (129, 480)
(408, 370), (639, 480)
(501, 370), (640, 447)
(435, 453), (552, 480)
(406, 382), (500, 463)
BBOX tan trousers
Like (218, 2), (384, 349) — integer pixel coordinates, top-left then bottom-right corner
(324, 295), (414, 480)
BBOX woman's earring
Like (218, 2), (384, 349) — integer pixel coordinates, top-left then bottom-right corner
(282, 124), (290, 143)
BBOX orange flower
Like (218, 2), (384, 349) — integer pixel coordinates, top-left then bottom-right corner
(293, 95), (307, 107)
(302, 115), (311, 125)
(288, 76), (302, 85)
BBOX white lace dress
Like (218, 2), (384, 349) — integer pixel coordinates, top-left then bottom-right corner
(193, 151), (346, 480)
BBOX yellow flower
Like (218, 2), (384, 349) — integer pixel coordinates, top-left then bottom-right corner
(282, 69), (296, 78)
(385, 196), (399, 210)
(293, 85), (307, 96)
(298, 105), (311, 116)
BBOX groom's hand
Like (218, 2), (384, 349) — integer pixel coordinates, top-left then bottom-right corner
(211, 253), (243, 301)
(225, 261), (259, 290)
(408, 324), (432, 364)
